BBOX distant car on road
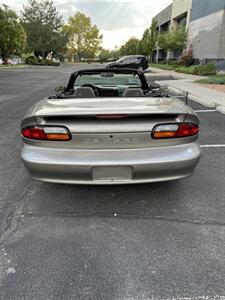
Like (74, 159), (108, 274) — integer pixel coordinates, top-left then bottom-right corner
(10, 57), (22, 65)
(20, 68), (201, 185)
(53, 58), (60, 63)
(0, 56), (22, 65)
(105, 55), (149, 72)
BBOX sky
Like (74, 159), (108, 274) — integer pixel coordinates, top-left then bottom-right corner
(1, 0), (172, 49)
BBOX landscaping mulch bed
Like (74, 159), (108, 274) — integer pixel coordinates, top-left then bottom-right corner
(198, 84), (225, 93)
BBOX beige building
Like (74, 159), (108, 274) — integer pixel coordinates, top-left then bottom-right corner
(153, 0), (192, 61)
(171, 0), (192, 29)
(153, 0), (225, 69)
(189, 0), (225, 69)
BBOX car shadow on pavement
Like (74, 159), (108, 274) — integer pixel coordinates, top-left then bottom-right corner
(22, 180), (189, 220)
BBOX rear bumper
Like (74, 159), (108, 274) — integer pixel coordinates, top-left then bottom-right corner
(21, 143), (201, 185)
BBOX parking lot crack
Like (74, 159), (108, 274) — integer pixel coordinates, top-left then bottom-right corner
(19, 212), (225, 227)
(0, 183), (33, 245)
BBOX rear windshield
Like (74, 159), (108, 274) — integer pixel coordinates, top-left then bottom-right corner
(74, 74), (141, 87)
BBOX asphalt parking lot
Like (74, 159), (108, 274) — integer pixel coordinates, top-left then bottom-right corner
(0, 64), (225, 300)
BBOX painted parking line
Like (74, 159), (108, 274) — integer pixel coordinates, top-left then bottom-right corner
(195, 109), (217, 113)
(148, 297), (225, 300)
(201, 144), (225, 148)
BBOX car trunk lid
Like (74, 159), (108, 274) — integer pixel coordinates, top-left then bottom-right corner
(33, 97), (188, 149)
(34, 97), (187, 117)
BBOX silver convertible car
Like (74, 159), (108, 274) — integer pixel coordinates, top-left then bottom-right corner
(20, 68), (201, 184)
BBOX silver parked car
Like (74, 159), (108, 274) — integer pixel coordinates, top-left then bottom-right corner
(20, 68), (201, 184)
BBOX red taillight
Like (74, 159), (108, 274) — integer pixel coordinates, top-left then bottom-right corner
(152, 123), (199, 139)
(21, 126), (71, 141)
(22, 127), (46, 140)
(176, 123), (200, 137)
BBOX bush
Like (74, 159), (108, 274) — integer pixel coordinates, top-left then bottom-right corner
(149, 63), (176, 71)
(175, 64), (217, 76)
(25, 55), (38, 65)
(193, 64), (216, 76)
(196, 75), (225, 85)
(175, 66), (196, 74)
(167, 60), (179, 67)
(178, 48), (194, 66)
(25, 56), (60, 66)
(158, 60), (167, 64)
(42, 59), (60, 66)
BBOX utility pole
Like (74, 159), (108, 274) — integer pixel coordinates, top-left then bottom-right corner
(2, 4), (8, 10)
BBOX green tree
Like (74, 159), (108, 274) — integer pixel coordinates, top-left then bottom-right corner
(110, 48), (119, 60)
(64, 12), (102, 61)
(0, 5), (26, 64)
(140, 21), (158, 60)
(22, 0), (67, 60)
(98, 49), (111, 62)
(158, 25), (187, 53)
(82, 49), (96, 60)
(119, 38), (140, 56)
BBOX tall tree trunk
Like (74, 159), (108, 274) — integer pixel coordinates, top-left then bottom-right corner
(77, 53), (82, 62)
(2, 54), (8, 65)
(42, 51), (46, 62)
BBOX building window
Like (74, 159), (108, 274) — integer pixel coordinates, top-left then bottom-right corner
(160, 21), (170, 33)
(176, 13), (187, 26)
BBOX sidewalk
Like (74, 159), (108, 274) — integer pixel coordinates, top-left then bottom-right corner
(146, 67), (225, 113)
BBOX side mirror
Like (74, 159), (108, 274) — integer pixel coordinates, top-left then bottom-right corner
(55, 86), (66, 93)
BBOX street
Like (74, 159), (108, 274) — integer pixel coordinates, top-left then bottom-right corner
(0, 64), (225, 300)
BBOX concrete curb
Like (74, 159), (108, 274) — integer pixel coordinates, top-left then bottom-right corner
(0, 66), (28, 70)
(152, 68), (225, 114)
(155, 81), (185, 96)
(155, 81), (184, 96)
(167, 86), (185, 96)
(216, 106), (225, 114)
(156, 81), (219, 110)
(188, 94), (216, 108)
